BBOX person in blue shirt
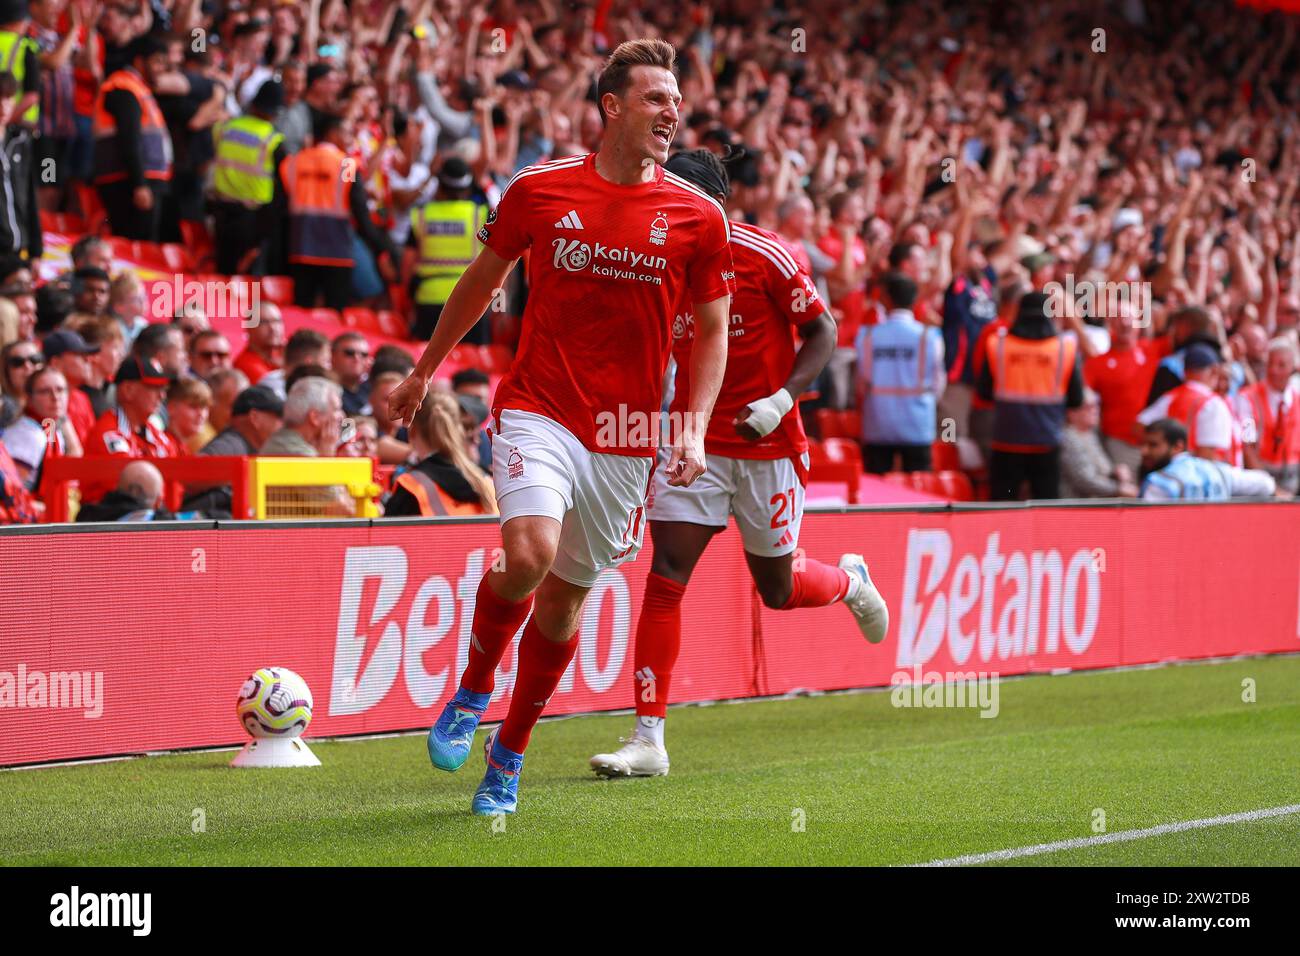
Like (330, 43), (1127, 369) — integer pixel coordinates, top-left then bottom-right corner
(855, 272), (945, 473)
(1139, 418), (1279, 501)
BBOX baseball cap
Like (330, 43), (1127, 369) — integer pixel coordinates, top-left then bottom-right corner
(1184, 342), (1221, 370)
(231, 385), (285, 417)
(115, 356), (171, 387)
(42, 329), (100, 359)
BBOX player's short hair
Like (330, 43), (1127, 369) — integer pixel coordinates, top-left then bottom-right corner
(881, 271), (919, 310)
(1144, 417), (1188, 448)
(596, 38), (677, 124)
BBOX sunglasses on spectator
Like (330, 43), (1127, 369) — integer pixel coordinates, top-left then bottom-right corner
(7, 354), (42, 368)
(197, 350), (231, 360)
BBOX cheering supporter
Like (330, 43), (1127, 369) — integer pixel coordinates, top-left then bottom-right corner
(855, 272), (945, 473)
(232, 301), (284, 384)
(257, 327), (330, 399)
(1235, 336), (1300, 493)
(40, 328), (98, 442)
(383, 388), (495, 517)
(330, 331), (372, 416)
(164, 375), (210, 452)
(1060, 388), (1138, 499)
(1137, 344), (1237, 463)
(188, 329), (234, 381)
(1084, 303), (1170, 473)
(1, 365), (81, 488)
(1140, 418), (1279, 501)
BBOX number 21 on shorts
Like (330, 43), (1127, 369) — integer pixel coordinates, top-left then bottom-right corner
(770, 487), (797, 529)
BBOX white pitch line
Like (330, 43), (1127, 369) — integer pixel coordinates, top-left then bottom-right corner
(914, 804), (1300, 866)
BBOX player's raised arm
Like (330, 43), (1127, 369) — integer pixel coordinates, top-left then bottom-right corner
(668, 292), (729, 486)
(388, 246), (515, 427)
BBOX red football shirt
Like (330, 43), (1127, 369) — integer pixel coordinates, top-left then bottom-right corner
(479, 154), (736, 455)
(82, 409), (182, 502)
(1084, 339), (1169, 444)
(670, 221), (826, 460)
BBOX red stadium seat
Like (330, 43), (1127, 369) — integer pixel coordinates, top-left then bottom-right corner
(808, 437), (863, 503)
(160, 243), (191, 273)
(310, 307), (341, 325)
(108, 235), (136, 261)
(180, 220), (215, 271)
(40, 210), (87, 234)
(448, 343), (482, 369)
(375, 310), (409, 339)
(73, 183), (108, 235)
(815, 408), (862, 440)
(342, 307), (379, 333)
(882, 470), (974, 502)
(931, 440), (960, 472)
(259, 275), (294, 306)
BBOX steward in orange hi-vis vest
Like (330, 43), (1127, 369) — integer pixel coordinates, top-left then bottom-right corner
(280, 142), (354, 267)
(92, 68), (173, 185)
(980, 293), (1082, 453)
(1238, 380), (1300, 469)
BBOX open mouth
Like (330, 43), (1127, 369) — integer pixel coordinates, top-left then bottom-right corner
(652, 124), (672, 146)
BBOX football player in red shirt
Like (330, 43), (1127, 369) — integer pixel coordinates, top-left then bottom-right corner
(388, 39), (735, 815)
(588, 151), (889, 777)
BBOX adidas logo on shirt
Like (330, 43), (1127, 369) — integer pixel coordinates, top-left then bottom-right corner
(554, 209), (585, 229)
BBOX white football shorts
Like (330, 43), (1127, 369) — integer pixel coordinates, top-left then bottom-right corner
(491, 409), (654, 588)
(646, 448), (809, 557)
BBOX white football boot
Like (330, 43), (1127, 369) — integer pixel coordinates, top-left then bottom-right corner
(838, 553), (889, 643)
(590, 733), (670, 778)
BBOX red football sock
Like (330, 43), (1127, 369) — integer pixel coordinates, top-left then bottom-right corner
(780, 560), (851, 610)
(497, 617), (578, 753)
(459, 573), (534, 695)
(633, 572), (687, 719)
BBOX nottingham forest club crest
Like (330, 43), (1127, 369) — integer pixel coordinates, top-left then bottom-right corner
(650, 212), (668, 246)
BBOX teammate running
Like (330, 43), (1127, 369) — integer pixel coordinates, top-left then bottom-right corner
(388, 40), (736, 815)
(589, 150), (889, 779)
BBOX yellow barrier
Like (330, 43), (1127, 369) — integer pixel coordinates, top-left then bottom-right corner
(250, 457), (382, 519)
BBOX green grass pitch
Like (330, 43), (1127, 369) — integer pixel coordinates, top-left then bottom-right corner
(2, 656), (1297, 866)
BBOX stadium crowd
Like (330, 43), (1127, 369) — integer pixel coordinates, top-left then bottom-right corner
(1, 0), (1299, 523)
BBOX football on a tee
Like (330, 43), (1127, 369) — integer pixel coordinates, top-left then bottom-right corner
(236, 667), (314, 738)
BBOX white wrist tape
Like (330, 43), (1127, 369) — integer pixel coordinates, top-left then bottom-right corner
(743, 388), (794, 438)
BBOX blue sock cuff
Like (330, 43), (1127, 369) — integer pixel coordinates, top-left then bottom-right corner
(489, 737), (524, 767)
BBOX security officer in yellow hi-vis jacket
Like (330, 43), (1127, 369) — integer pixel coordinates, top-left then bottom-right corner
(211, 80), (287, 274)
(403, 157), (489, 342)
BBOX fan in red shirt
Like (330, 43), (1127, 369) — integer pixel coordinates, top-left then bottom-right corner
(82, 356), (180, 502)
(387, 39), (735, 816)
(588, 149), (890, 779)
(232, 303), (285, 386)
(1084, 301), (1171, 472)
